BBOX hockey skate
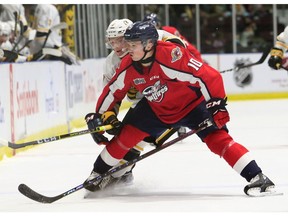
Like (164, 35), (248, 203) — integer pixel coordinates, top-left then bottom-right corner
(244, 173), (277, 197)
(117, 170), (134, 185)
(83, 170), (134, 192)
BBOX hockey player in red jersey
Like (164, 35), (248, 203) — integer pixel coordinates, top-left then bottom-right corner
(84, 21), (276, 196)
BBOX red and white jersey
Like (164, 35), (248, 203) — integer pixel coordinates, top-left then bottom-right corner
(96, 41), (226, 124)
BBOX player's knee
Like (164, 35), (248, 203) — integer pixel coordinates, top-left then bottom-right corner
(203, 129), (234, 156)
(106, 125), (149, 159)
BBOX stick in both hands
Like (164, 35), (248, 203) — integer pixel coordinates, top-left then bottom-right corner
(220, 46), (271, 74)
(18, 119), (213, 204)
(0, 124), (112, 149)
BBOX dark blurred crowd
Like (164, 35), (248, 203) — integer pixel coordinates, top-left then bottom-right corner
(144, 4), (285, 53)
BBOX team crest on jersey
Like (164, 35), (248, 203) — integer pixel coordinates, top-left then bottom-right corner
(142, 80), (168, 103)
(133, 78), (146, 85)
(171, 46), (182, 63)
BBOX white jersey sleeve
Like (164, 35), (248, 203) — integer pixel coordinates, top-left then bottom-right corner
(157, 29), (174, 41)
(275, 26), (288, 53)
(103, 51), (121, 86)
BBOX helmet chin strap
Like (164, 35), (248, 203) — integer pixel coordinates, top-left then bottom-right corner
(139, 45), (154, 64)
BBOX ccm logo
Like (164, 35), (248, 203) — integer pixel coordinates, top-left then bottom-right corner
(206, 100), (221, 108)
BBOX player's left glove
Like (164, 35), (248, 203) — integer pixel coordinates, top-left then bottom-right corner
(101, 111), (123, 135)
(85, 113), (109, 145)
(268, 47), (283, 70)
(206, 97), (230, 129)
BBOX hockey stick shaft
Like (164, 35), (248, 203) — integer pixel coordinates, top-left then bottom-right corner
(18, 119), (212, 203)
(3, 125), (112, 149)
(42, 22), (68, 49)
(220, 46), (270, 73)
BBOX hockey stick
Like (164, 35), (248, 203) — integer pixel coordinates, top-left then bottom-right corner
(18, 119), (213, 203)
(220, 46), (270, 73)
(42, 22), (68, 49)
(280, 66), (288, 73)
(1, 125), (112, 149)
(11, 20), (24, 52)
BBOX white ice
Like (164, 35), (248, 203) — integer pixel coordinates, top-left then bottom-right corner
(0, 99), (288, 216)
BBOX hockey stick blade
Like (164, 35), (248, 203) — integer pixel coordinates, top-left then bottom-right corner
(5, 124), (112, 149)
(18, 120), (212, 203)
(18, 184), (65, 203)
(220, 46), (270, 73)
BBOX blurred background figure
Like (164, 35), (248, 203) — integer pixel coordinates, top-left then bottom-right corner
(0, 4), (35, 54)
(30, 4), (62, 54)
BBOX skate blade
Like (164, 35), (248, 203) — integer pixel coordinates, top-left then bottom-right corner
(247, 188), (284, 197)
(248, 192), (284, 197)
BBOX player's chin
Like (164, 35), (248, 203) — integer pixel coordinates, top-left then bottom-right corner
(115, 50), (124, 57)
(129, 54), (138, 61)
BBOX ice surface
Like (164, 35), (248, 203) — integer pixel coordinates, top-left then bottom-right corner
(0, 99), (287, 215)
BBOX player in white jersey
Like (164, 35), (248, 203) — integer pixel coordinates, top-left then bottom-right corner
(30, 4), (62, 54)
(0, 4), (35, 54)
(268, 26), (288, 70)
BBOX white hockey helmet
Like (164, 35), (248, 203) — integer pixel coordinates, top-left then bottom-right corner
(106, 19), (133, 38)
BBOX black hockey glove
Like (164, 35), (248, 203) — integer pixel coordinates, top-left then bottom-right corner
(85, 113), (109, 145)
(206, 97), (230, 129)
(101, 111), (123, 135)
(268, 47), (283, 70)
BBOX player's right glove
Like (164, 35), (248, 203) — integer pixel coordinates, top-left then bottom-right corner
(85, 113), (109, 145)
(127, 87), (143, 101)
(268, 47), (283, 70)
(101, 111), (123, 135)
(206, 97), (230, 129)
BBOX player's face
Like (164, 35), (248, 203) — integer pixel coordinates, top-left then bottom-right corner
(125, 41), (145, 61)
(107, 36), (127, 57)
